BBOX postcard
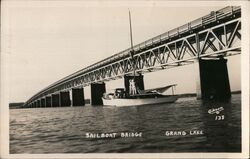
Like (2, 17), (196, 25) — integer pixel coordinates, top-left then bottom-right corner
(1, 0), (249, 159)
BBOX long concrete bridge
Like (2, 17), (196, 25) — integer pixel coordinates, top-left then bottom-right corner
(24, 6), (241, 108)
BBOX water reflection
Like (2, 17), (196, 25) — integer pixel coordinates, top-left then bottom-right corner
(201, 99), (241, 152)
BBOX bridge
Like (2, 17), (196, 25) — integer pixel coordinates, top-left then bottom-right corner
(24, 6), (241, 108)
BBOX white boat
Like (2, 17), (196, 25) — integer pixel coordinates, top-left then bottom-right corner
(102, 95), (178, 107)
(102, 84), (178, 107)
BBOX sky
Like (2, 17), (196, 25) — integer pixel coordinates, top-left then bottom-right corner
(2, 1), (241, 102)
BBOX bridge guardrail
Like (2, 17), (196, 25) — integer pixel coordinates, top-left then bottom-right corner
(85, 6), (241, 71)
(132, 6), (240, 53)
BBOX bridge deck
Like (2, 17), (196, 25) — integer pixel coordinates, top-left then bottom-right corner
(25, 6), (241, 105)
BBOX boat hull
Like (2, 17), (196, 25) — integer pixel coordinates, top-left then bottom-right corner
(102, 95), (178, 107)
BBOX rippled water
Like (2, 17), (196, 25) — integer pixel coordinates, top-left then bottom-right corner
(10, 94), (241, 153)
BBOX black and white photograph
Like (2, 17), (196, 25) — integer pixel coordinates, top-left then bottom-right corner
(1, 0), (249, 158)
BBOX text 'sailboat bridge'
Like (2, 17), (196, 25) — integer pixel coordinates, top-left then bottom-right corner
(24, 6), (241, 108)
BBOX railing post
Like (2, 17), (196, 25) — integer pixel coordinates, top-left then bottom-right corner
(215, 11), (217, 21)
(196, 33), (200, 57)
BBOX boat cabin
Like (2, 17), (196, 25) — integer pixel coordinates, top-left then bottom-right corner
(115, 88), (126, 98)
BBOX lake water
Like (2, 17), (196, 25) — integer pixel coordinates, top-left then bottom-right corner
(10, 94), (241, 153)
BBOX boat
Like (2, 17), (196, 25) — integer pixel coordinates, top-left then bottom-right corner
(102, 10), (178, 107)
(102, 84), (178, 107)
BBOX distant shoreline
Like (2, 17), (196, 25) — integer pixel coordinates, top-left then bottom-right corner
(9, 90), (241, 109)
(176, 90), (241, 98)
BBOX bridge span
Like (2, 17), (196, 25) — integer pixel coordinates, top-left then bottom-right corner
(24, 6), (241, 108)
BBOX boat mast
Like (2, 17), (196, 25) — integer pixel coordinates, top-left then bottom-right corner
(129, 10), (134, 52)
(128, 9), (136, 78)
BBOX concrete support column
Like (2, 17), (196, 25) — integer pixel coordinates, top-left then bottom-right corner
(72, 88), (85, 106)
(91, 83), (106, 105)
(45, 96), (52, 107)
(60, 91), (71, 107)
(41, 98), (46, 107)
(38, 99), (42, 107)
(52, 94), (60, 107)
(196, 58), (231, 100)
(124, 74), (144, 96)
(36, 100), (40, 107)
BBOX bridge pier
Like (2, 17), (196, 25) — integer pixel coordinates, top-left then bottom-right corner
(36, 100), (39, 107)
(41, 98), (45, 107)
(37, 99), (42, 107)
(72, 88), (85, 106)
(52, 94), (60, 107)
(124, 74), (144, 95)
(35, 101), (38, 107)
(37, 100), (41, 108)
(60, 91), (71, 107)
(91, 83), (106, 105)
(196, 58), (231, 100)
(45, 96), (52, 107)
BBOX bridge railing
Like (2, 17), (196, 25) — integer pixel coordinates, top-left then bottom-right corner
(75, 6), (241, 77)
(92, 6), (240, 69)
(88, 6), (240, 71)
(132, 6), (240, 53)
